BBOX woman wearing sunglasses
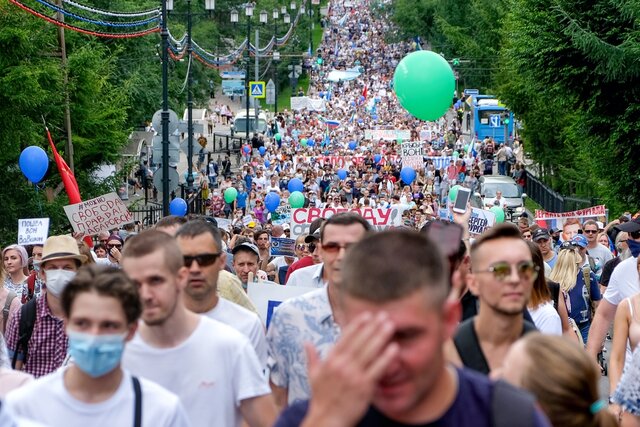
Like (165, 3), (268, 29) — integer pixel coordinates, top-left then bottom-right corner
(549, 243), (602, 345)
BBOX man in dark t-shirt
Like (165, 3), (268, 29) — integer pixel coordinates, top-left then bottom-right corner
(274, 230), (549, 427)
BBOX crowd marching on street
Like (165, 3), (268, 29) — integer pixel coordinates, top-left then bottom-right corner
(2, 0), (640, 427)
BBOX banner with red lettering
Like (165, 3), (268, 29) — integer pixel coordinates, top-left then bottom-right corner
(290, 207), (403, 238)
(534, 205), (608, 231)
(63, 192), (133, 235)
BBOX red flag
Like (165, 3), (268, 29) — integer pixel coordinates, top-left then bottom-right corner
(46, 127), (80, 204)
(362, 85), (368, 99)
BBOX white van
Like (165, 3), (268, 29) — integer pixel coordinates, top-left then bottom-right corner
(230, 109), (268, 136)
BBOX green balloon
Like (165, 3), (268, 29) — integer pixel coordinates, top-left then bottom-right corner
(275, 133), (282, 141)
(490, 206), (506, 223)
(300, 138), (307, 147)
(289, 191), (305, 208)
(453, 151), (460, 158)
(448, 185), (461, 204)
(224, 187), (238, 203)
(393, 51), (455, 121)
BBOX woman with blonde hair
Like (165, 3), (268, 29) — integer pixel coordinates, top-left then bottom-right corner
(502, 334), (617, 427)
(549, 242), (601, 344)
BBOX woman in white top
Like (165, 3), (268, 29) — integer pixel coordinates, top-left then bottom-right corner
(527, 242), (562, 335)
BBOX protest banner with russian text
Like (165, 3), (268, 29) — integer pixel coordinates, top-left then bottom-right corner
(290, 207), (402, 238)
(468, 208), (496, 236)
(401, 142), (425, 169)
(534, 205), (608, 230)
(63, 192), (133, 235)
(18, 218), (50, 245)
(364, 129), (411, 141)
(270, 237), (296, 257)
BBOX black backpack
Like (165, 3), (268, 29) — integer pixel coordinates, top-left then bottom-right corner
(11, 298), (37, 369)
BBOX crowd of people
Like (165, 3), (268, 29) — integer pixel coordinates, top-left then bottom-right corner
(1, 0), (640, 427)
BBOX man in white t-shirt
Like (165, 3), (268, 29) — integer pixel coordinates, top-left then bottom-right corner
(175, 221), (267, 369)
(587, 217), (640, 360)
(5, 264), (189, 427)
(121, 231), (276, 427)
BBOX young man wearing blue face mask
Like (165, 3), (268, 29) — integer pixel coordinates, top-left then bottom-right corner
(5, 235), (86, 377)
(5, 264), (190, 427)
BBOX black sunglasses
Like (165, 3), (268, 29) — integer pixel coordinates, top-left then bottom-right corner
(183, 252), (222, 267)
(107, 244), (122, 249)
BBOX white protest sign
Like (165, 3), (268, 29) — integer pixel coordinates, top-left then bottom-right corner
(468, 208), (496, 236)
(401, 141), (425, 169)
(18, 218), (50, 245)
(214, 217), (232, 232)
(242, 215), (253, 226)
(290, 207), (402, 238)
(247, 281), (315, 328)
(63, 192), (133, 235)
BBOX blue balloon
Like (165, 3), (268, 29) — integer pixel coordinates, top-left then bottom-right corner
(19, 146), (48, 183)
(264, 160), (271, 168)
(243, 146), (250, 154)
(350, 100), (356, 107)
(169, 197), (188, 216)
(400, 167), (417, 185)
(307, 139), (315, 147)
(359, 95), (365, 103)
(372, 114), (379, 120)
(264, 192), (281, 212)
(348, 141), (358, 150)
(374, 154), (382, 163)
(259, 146), (266, 156)
(337, 169), (348, 180)
(288, 178), (304, 193)
(319, 91), (325, 99)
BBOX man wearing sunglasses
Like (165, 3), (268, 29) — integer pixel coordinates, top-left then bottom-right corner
(587, 216), (640, 361)
(448, 224), (538, 375)
(175, 221), (267, 370)
(267, 213), (371, 409)
(582, 219), (613, 279)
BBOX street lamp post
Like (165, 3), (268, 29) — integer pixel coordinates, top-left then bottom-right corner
(186, 0), (194, 191)
(233, 4), (253, 142)
(311, 0), (319, 52)
(161, 0), (171, 215)
(273, 51), (280, 114)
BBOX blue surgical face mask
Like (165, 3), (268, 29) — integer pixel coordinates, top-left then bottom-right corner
(67, 330), (127, 378)
(627, 239), (640, 258)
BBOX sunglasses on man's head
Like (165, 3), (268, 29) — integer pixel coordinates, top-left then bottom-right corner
(183, 252), (222, 267)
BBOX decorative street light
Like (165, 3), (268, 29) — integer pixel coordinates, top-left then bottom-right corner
(273, 51), (281, 114)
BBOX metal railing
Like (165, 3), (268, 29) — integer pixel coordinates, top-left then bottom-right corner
(211, 132), (249, 154)
(525, 171), (597, 212)
(129, 203), (164, 227)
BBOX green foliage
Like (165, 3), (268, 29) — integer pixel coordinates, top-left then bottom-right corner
(392, 0), (640, 213)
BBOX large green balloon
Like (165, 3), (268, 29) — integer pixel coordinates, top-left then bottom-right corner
(393, 51), (455, 121)
(448, 185), (461, 204)
(288, 191), (305, 208)
(275, 133), (282, 141)
(224, 187), (238, 203)
(490, 206), (506, 223)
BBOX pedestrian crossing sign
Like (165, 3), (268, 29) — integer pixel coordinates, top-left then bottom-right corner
(249, 81), (266, 98)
